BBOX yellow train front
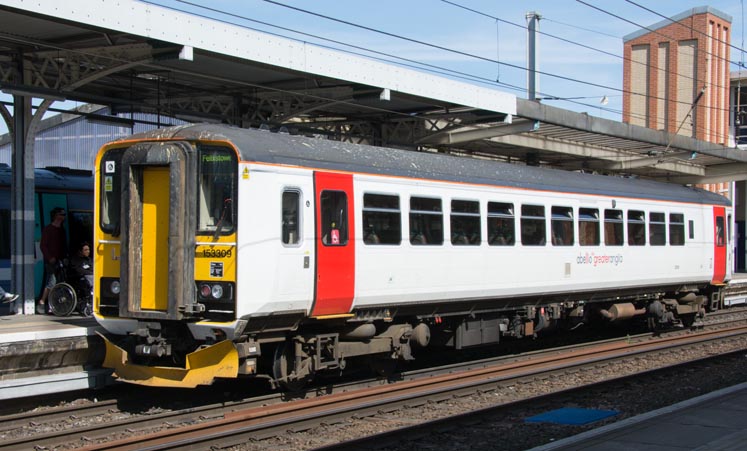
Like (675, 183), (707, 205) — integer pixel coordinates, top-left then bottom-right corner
(94, 124), (732, 390)
(95, 126), (245, 387)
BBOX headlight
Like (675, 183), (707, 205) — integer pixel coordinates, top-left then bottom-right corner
(110, 280), (121, 295)
(196, 281), (233, 302)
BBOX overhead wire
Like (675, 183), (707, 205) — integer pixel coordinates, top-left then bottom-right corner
(439, 0), (733, 141)
(261, 0), (734, 130)
(165, 0), (621, 119)
(4, 0), (733, 146)
(577, 0), (740, 69)
(625, 0), (747, 62)
(575, 0), (737, 142)
(168, 0), (731, 144)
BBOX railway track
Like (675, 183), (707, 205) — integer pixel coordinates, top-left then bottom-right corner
(2, 317), (745, 451)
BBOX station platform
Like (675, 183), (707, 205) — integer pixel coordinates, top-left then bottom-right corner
(530, 382), (747, 451)
(0, 312), (109, 399)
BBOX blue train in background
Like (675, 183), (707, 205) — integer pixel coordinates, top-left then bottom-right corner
(0, 164), (93, 310)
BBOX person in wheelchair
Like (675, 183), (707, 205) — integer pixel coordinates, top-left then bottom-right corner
(48, 242), (93, 317)
(69, 242), (93, 292)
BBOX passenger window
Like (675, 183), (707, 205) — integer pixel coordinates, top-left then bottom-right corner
(320, 190), (348, 246)
(362, 193), (401, 245)
(410, 197), (443, 245)
(281, 190), (300, 245)
(551, 206), (574, 246)
(521, 205), (546, 246)
(487, 202), (515, 246)
(604, 209), (624, 246)
(579, 208), (600, 246)
(650, 212), (666, 246)
(716, 216), (725, 247)
(451, 200), (480, 245)
(688, 220), (694, 239)
(669, 213), (685, 246)
(627, 210), (646, 246)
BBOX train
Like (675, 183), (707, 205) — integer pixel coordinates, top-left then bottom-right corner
(0, 165), (93, 304)
(93, 124), (732, 389)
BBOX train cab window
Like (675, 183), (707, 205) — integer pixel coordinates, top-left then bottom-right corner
(321, 191), (348, 246)
(551, 206), (574, 246)
(197, 147), (237, 235)
(451, 200), (481, 245)
(627, 210), (646, 246)
(281, 191), (300, 245)
(521, 205), (546, 246)
(579, 208), (600, 246)
(410, 197), (443, 245)
(669, 213), (685, 246)
(487, 202), (515, 246)
(604, 209), (624, 246)
(649, 212), (666, 246)
(99, 147), (125, 235)
(362, 193), (401, 245)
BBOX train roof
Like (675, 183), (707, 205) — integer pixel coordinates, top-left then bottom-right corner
(0, 165), (93, 191)
(124, 124), (730, 207)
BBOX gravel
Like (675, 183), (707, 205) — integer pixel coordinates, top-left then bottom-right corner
(230, 336), (747, 451)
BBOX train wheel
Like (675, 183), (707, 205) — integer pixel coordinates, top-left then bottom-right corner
(272, 341), (311, 391)
(49, 283), (77, 317)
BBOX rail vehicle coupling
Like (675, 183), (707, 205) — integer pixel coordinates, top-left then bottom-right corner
(98, 324), (243, 388)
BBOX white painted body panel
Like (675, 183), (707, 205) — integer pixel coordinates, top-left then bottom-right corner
(229, 166), (728, 317)
(351, 174), (718, 309)
(235, 165), (316, 317)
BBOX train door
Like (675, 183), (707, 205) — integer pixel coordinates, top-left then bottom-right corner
(276, 176), (315, 304)
(36, 193), (68, 296)
(713, 206), (727, 284)
(312, 172), (355, 316)
(117, 142), (197, 320)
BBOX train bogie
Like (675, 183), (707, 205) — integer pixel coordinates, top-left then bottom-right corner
(93, 125), (733, 389)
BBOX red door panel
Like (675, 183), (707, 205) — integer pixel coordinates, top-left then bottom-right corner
(312, 172), (355, 316)
(713, 207), (726, 284)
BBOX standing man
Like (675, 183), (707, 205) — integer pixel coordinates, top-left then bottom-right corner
(39, 207), (67, 313)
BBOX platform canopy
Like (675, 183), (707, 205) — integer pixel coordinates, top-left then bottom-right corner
(0, 0), (745, 182)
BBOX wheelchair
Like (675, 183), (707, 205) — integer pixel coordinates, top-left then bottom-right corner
(48, 261), (93, 317)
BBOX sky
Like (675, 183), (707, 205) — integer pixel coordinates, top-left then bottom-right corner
(10, 0), (747, 126)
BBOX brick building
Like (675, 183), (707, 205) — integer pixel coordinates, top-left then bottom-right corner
(623, 6), (731, 146)
(622, 7), (745, 270)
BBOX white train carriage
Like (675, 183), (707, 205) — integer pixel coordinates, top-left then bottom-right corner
(94, 124), (731, 388)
